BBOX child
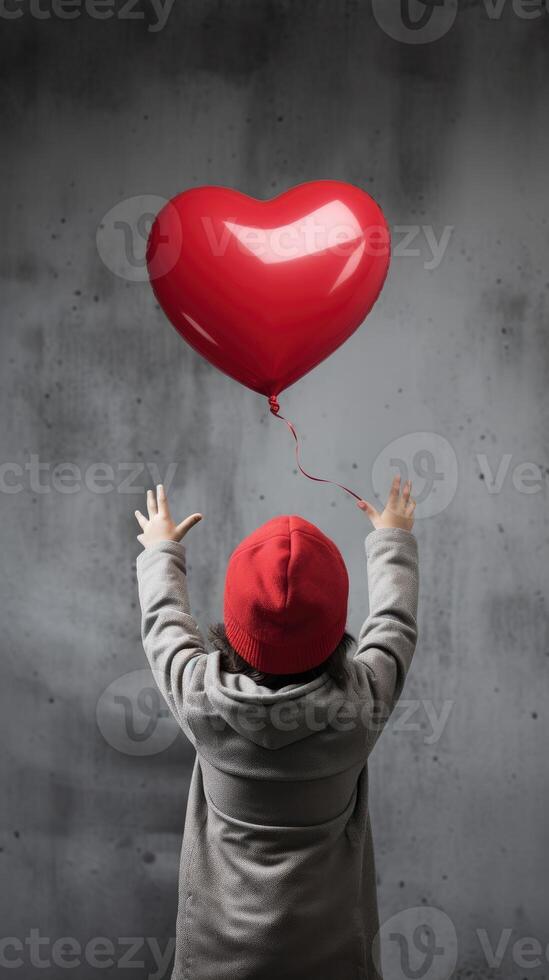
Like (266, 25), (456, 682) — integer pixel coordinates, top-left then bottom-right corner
(135, 477), (418, 980)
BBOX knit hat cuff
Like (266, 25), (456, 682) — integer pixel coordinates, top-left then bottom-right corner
(224, 609), (348, 675)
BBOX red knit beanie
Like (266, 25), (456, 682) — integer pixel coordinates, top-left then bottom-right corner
(223, 515), (349, 675)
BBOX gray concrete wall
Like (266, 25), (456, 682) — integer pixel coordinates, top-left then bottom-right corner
(1, 2), (548, 977)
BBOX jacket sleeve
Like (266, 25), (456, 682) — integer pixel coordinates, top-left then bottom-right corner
(351, 527), (419, 744)
(136, 539), (207, 729)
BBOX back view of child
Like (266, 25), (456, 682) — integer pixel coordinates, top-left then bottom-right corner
(135, 478), (418, 980)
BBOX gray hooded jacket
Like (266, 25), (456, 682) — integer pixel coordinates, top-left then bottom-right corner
(136, 526), (419, 980)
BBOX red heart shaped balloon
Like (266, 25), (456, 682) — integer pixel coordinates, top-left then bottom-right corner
(147, 180), (390, 399)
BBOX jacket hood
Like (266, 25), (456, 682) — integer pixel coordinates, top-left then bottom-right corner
(204, 650), (349, 750)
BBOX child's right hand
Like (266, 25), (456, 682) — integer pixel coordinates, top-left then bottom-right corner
(357, 475), (416, 532)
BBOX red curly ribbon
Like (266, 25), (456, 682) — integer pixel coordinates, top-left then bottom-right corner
(267, 395), (363, 502)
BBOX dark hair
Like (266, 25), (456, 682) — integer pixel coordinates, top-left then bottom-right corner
(207, 623), (355, 691)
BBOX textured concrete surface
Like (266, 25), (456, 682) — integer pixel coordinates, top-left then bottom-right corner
(1, 2), (548, 977)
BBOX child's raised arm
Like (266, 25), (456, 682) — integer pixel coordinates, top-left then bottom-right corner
(353, 476), (419, 746)
(135, 486), (205, 729)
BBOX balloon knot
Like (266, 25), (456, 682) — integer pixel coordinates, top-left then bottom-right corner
(268, 395), (280, 416)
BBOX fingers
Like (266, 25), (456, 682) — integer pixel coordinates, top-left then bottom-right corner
(156, 483), (170, 519)
(147, 488), (158, 519)
(356, 499), (380, 523)
(387, 474), (401, 507)
(138, 487), (203, 543)
(401, 481), (417, 519)
(136, 533), (145, 545)
(175, 513), (203, 541)
(389, 475), (413, 512)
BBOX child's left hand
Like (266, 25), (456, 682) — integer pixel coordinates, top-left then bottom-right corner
(135, 485), (203, 549)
